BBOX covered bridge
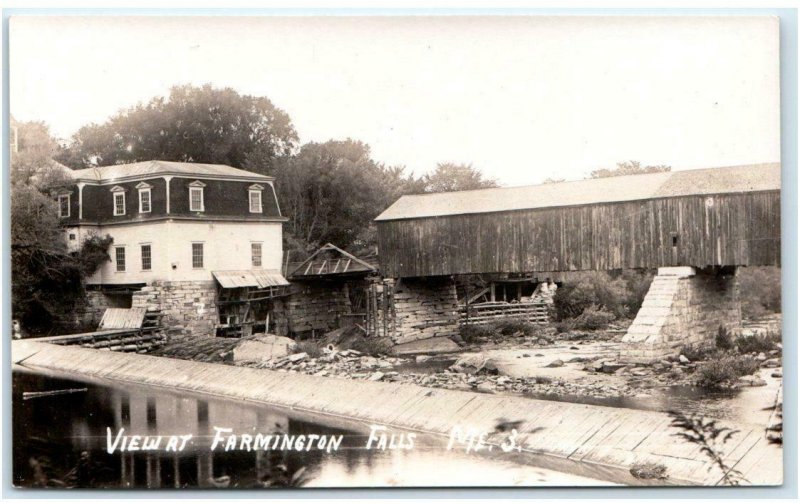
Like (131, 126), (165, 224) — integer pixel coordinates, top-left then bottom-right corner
(374, 163), (781, 362)
(375, 163), (780, 278)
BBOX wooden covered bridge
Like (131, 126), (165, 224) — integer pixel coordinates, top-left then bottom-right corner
(374, 163), (781, 359)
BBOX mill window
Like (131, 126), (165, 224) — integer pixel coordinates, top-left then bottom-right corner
(252, 242), (262, 267)
(141, 244), (152, 271)
(115, 246), (126, 272)
(58, 194), (70, 218)
(192, 242), (204, 269)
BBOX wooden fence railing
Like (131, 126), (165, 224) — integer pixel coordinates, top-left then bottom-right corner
(459, 301), (551, 326)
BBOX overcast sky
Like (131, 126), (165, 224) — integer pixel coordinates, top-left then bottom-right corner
(10, 15), (780, 186)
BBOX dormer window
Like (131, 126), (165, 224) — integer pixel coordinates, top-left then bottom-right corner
(249, 184), (263, 213)
(58, 193), (70, 218)
(136, 182), (152, 213)
(189, 181), (205, 212)
(111, 186), (126, 216)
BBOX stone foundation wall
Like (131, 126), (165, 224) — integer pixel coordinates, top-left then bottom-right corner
(76, 290), (132, 329)
(132, 280), (218, 337)
(620, 267), (741, 363)
(276, 282), (352, 337)
(390, 277), (460, 345)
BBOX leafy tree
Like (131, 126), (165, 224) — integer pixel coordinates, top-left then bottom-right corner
(590, 160), (671, 179)
(542, 177), (566, 184)
(11, 121), (112, 334)
(11, 120), (69, 187)
(254, 139), (420, 257)
(57, 84), (298, 170)
(421, 162), (498, 193)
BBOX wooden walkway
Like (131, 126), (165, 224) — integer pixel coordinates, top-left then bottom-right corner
(11, 340), (781, 487)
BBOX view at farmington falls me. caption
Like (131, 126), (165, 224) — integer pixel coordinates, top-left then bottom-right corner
(8, 14), (783, 491)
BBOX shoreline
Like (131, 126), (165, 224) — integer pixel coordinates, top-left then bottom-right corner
(12, 339), (782, 487)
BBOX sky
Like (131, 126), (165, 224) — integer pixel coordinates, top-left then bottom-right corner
(9, 15), (780, 186)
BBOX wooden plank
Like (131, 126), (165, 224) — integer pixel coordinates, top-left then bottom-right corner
(376, 191), (780, 277)
(99, 308), (147, 330)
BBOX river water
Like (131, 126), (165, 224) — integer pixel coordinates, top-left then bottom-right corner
(12, 370), (609, 489)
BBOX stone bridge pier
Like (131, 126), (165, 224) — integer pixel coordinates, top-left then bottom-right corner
(619, 266), (741, 363)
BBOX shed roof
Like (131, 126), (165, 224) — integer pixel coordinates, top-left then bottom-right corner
(69, 160), (273, 183)
(375, 163), (780, 221)
(287, 243), (378, 278)
(212, 270), (290, 289)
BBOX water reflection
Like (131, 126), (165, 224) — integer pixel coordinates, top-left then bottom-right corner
(13, 370), (605, 489)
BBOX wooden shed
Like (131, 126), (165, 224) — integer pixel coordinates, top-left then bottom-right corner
(375, 164), (781, 278)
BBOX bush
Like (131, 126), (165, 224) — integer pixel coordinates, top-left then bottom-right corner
(695, 353), (760, 388)
(734, 332), (781, 354)
(494, 319), (537, 336)
(459, 324), (494, 344)
(571, 306), (615, 330)
(738, 266), (781, 319)
(679, 345), (716, 362)
(716, 326), (734, 351)
(553, 272), (623, 320)
(620, 269), (655, 314)
(293, 339), (323, 358)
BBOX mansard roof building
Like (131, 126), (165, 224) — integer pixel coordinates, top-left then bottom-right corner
(57, 160), (287, 287)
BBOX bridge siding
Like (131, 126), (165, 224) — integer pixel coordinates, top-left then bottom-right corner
(377, 191), (780, 277)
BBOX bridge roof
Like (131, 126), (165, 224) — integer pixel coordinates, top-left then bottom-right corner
(375, 163), (780, 222)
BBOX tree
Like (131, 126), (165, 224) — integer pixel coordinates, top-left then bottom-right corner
(11, 120), (69, 187)
(421, 162), (498, 193)
(11, 121), (112, 334)
(57, 84), (299, 171)
(257, 139), (419, 257)
(589, 160), (671, 179)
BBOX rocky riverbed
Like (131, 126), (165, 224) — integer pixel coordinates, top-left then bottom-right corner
(152, 315), (782, 404)
(229, 337), (781, 401)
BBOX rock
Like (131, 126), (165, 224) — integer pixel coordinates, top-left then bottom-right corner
(536, 338), (551, 346)
(679, 355), (690, 364)
(377, 360), (392, 369)
(756, 353), (767, 362)
(522, 353), (531, 358)
(415, 355), (432, 363)
(476, 382), (495, 393)
(232, 335), (295, 363)
(361, 356), (379, 367)
(368, 371), (385, 381)
(602, 362), (626, 374)
(392, 336), (461, 355)
(763, 358), (781, 368)
(737, 375), (767, 387)
(450, 353), (500, 374)
(569, 346), (580, 350)
(589, 359), (606, 372)
(771, 371), (783, 378)
(545, 359), (564, 368)
(288, 352), (308, 363)
(568, 356), (589, 363)
(535, 353), (545, 357)
(497, 376), (512, 385)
